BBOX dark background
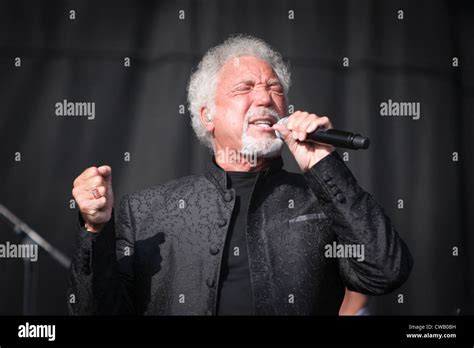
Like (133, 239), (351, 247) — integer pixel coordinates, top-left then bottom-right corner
(0, 0), (472, 315)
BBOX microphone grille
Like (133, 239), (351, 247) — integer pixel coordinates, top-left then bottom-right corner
(276, 116), (289, 126)
(274, 116), (289, 139)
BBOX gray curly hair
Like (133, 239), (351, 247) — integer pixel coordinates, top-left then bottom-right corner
(187, 35), (291, 151)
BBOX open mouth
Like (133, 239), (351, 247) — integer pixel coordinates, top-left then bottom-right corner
(248, 117), (277, 129)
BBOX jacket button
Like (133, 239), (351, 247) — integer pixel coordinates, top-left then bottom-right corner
(336, 193), (346, 203)
(217, 219), (227, 227)
(210, 246), (220, 255)
(224, 192), (233, 202)
(207, 278), (216, 288)
(322, 173), (331, 181)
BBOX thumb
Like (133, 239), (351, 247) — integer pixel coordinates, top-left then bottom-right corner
(98, 165), (112, 182)
(272, 124), (297, 147)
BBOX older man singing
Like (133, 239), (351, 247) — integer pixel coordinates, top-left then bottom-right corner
(68, 35), (412, 315)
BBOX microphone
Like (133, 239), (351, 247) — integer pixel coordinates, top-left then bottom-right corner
(274, 117), (370, 150)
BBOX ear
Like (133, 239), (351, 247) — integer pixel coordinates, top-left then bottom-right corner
(199, 106), (215, 132)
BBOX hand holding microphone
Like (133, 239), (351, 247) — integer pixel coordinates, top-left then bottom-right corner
(274, 117), (370, 150)
(272, 111), (369, 172)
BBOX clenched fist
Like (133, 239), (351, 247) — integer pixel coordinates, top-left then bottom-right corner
(72, 165), (114, 233)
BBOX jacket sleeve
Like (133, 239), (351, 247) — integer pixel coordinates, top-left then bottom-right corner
(67, 194), (136, 315)
(303, 151), (413, 295)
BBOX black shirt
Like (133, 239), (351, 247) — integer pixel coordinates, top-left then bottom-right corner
(216, 171), (259, 315)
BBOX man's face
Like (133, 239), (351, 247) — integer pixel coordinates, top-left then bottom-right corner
(209, 56), (287, 157)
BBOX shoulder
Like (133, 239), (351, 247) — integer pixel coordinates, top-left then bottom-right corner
(121, 174), (209, 207)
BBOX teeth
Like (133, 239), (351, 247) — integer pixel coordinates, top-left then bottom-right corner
(255, 124), (271, 128)
(254, 121), (272, 126)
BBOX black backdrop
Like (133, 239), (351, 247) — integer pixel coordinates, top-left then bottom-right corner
(0, 0), (472, 315)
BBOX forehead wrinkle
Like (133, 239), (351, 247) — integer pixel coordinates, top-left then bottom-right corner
(218, 57), (281, 96)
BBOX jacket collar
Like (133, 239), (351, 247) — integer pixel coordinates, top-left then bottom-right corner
(205, 155), (284, 192)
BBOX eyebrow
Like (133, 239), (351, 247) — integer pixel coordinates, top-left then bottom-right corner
(233, 79), (255, 86)
(267, 79), (282, 86)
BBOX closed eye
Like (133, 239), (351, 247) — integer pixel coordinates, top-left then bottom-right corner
(270, 85), (284, 94)
(234, 85), (252, 92)
(232, 84), (283, 94)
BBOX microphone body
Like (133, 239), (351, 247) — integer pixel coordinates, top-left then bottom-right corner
(275, 117), (370, 150)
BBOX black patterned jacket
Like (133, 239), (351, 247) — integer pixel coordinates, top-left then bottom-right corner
(68, 151), (412, 315)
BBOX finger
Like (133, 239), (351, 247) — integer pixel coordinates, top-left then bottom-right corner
(98, 165), (112, 181)
(72, 186), (82, 200)
(91, 196), (107, 210)
(298, 131), (307, 142)
(319, 116), (333, 129)
(304, 117), (330, 137)
(84, 175), (105, 191)
(310, 116), (331, 131)
(273, 123), (290, 139)
(90, 185), (107, 199)
(81, 197), (107, 215)
(306, 120), (319, 133)
(74, 189), (103, 210)
(296, 115), (317, 141)
(299, 114), (316, 134)
(288, 111), (307, 132)
(77, 167), (100, 183)
(287, 111), (302, 131)
(272, 123), (297, 147)
(73, 184), (105, 200)
(73, 185), (95, 201)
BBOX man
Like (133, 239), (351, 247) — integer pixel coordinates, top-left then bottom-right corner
(68, 35), (412, 315)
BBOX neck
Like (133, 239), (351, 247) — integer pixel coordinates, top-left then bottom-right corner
(214, 148), (274, 172)
(216, 158), (272, 172)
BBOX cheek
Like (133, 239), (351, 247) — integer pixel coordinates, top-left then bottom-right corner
(217, 98), (249, 129)
(217, 115), (241, 135)
(273, 95), (287, 114)
(213, 105), (246, 143)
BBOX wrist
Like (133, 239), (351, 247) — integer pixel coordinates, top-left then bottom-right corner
(303, 147), (335, 173)
(84, 221), (105, 233)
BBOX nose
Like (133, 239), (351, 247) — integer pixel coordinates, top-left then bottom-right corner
(253, 87), (272, 108)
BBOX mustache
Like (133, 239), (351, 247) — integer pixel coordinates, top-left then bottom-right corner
(244, 107), (283, 123)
